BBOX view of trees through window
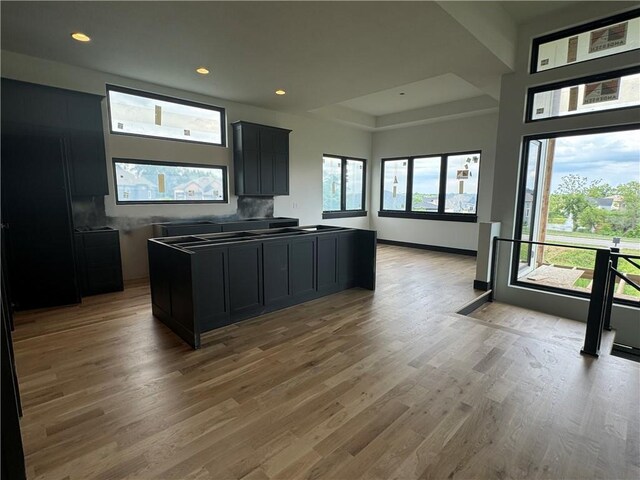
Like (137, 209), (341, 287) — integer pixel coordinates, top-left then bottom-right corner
(516, 128), (640, 300)
(322, 155), (365, 213)
(114, 160), (226, 203)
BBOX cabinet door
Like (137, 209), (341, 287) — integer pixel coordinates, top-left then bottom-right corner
(263, 241), (290, 304)
(273, 130), (289, 195)
(1, 132), (80, 310)
(193, 248), (231, 331)
(228, 243), (263, 316)
(317, 235), (338, 293)
(290, 236), (316, 297)
(240, 124), (261, 195)
(66, 95), (108, 196)
(338, 231), (357, 288)
(259, 129), (275, 195)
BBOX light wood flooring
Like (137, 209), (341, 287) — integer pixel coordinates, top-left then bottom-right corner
(13, 244), (640, 479)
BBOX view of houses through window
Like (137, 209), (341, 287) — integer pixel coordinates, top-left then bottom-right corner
(381, 152), (480, 217)
(113, 160), (226, 204)
(515, 128), (640, 301)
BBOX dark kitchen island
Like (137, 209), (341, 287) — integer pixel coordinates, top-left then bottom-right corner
(148, 225), (376, 348)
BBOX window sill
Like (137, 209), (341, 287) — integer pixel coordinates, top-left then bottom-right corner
(322, 210), (368, 219)
(377, 211), (477, 223)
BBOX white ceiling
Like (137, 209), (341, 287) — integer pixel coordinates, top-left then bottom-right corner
(0, 1), (592, 130)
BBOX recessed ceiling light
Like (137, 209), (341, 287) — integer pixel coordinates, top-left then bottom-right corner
(275, 89), (286, 96)
(196, 67), (210, 75)
(71, 32), (91, 42)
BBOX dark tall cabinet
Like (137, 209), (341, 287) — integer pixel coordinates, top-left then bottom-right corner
(1, 132), (81, 309)
(232, 121), (291, 196)
(1, 78), (109, 310)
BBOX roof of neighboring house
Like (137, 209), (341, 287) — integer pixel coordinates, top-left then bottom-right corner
(115, 165), (156, 188)
(588, 197), (614, 208)
(174, 176), (222, 192)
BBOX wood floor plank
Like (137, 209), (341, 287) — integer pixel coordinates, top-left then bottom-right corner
(11, 244), (640, 479)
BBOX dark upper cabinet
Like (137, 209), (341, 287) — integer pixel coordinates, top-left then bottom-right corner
(1, 78), (109, 197)
(66, 94), (109, 196)
(232, 121), (291, 196)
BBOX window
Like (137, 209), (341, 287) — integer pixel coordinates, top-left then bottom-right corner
(107, 85), (226, 146)
(380, 151), (481, 221)
(531, 9), (640, 73)
(527, 68), (640, 121)
(113, 158), (228, 204)
(322, 155), (366, 218)
(513, 126), (640, 305)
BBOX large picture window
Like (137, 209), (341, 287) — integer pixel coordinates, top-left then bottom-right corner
(531, 9), (640, 73)
(380, 151), (480, 221)
(322, 155), (367, 219)
(107, 85), (226, 146)
(513, 126), (640, 305)
(113, 158), (228, 204)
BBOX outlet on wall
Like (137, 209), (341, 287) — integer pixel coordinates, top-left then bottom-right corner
(292, 202), (298, 209)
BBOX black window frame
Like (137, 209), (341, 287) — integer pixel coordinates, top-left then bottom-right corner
(530, 8), (640, 74)
(378, 150), (481, 223)
(112, 157), (229, 205)
(526, 66), (640, 123)
(511, 123), (640, 308)
(322, 154), (367, 219)
(106, 84), (227, 147)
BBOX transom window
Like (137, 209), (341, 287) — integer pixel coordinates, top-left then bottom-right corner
(322, 155), (367, 219)
(379, 151), (481, 222)
(527, 68), (640, 121)
(531, 9), (640, 73)
(107, 85), (226, 146)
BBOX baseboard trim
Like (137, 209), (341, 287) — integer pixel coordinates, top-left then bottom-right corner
(473, 280), (490, 291)
(377, 239), (477, 257)
(456, 291), (492, 316)
(611, 343), (640, 363)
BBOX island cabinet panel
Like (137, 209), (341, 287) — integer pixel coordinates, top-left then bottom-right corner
(228, 244), (263, 317)
(148, 226), (376, 349)
(338, 231), (358, 288)
(290, 236), (316, 298)
(317, 235), (339, 294)
(148, 242), (200, 348)
(263, 241), (290, 305)
(193, 248), (230, 332)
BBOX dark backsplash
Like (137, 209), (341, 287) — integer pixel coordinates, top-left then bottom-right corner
(72, 196), (275, 232)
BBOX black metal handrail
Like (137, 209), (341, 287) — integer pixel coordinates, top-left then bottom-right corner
(581, 250), (639, 357)
(486, 237), (639, 358)
(488, 236), (598, 301)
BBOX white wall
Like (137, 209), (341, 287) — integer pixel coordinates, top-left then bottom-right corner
(1, 51), (373, 280)
(490, 2), (640, 347)
(370, 113), (498, 251)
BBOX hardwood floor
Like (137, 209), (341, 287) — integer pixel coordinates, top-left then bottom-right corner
(13, 244), (640, 479)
